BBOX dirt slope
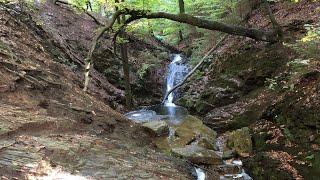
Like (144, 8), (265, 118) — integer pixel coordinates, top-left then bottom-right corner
(0, 4), (191, 179)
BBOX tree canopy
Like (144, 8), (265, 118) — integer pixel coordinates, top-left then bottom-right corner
(75, 0), (282, 91)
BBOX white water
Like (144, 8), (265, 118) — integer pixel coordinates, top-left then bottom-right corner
(195, 168), (206, 180)
(164, 54), (188, 106)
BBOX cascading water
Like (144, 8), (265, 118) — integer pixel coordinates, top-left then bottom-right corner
(164, 54), (188, 106)
(125, 54), (189, 124)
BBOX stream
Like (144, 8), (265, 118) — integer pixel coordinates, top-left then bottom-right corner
(125, 54), (252, 180)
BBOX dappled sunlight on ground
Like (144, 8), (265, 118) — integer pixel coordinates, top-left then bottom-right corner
(25, 161), (90, 180)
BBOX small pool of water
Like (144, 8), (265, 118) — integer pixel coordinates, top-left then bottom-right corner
(125, 104), (189, 125)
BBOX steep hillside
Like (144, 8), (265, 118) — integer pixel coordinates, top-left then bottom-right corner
(177, 0), (319, 179)
(0, 4), (192, 179)
(30, 1), (172, 109)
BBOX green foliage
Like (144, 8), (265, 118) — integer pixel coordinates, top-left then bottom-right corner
(191, 70), (204, 80)
(135, 51), (161, 80)
(265, 78), (278, 91)
(287, 58), (310, 73)
(305, 154), (315, 161)
(285, 23), (320, 59)
(137, 63), (152, 79)
(283, 128), (294, 141)
(21, 0), (242, 48)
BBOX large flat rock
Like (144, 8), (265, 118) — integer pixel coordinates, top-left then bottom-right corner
(172, 145), (223, 165)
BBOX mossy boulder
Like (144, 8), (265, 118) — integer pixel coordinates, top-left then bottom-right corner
(227, 127), (252, 157)
(175, 115), (217, 142)
(175, 115), (217, 149)
(155, 115), (217, 152)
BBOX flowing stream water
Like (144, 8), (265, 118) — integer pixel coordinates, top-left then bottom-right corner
(125, 54), (251, 180)
(164, 54), (188, 106)
(125, 54), (189, 125)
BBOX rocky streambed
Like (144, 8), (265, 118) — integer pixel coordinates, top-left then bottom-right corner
(126, 106), (253, 179)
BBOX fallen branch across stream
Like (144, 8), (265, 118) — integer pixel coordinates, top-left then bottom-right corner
(162, 34), (228, 103)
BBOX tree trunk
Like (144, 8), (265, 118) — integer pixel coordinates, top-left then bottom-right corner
(119, 32), (133, 109)
(119, 9), (279, 42)
(116, 0), (133, 109)
(178, 0), (185, 41)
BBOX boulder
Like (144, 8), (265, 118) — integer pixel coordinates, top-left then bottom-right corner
(175, 115), (217, 145)
(155, 116), (218, 152)
(142, 121), (169, 136)
(197, 137), (216, 150)
(227, 127), (252, 157)
(171, 145), (222, 165)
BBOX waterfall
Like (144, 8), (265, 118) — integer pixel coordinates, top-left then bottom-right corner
(164, 54), (188, 106)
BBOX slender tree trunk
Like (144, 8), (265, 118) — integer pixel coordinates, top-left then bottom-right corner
(115, 0), (133, 109)
(263, 0), (282, 37)
(178, 0), (185, 41)
(119, 33), (133, 109)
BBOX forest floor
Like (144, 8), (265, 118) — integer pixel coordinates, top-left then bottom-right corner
(0, 4), (192, 179)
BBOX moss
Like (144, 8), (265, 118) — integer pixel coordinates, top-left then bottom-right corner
(230, 109), (262, 129)
(252, 132), (269, 151)
(244, 153), (292, 180)
(227, 127), (252, 155)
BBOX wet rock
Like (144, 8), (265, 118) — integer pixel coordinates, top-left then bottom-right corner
(216, 164), (241, 175)
(171, 145), (222, 165)
(227, 127), (252, 157)
(142, 121), (169, 136)
(222, 150), (236, 160)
